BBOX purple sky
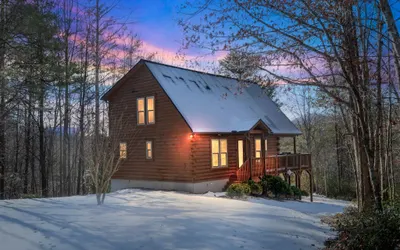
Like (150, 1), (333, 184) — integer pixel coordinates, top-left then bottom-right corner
(110, 0), (199, 63)
(110, 0), (400, 68)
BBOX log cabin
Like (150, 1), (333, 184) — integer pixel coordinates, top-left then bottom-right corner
(102, 60), (312, 197)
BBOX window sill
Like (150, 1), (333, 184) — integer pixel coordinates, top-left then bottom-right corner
(211, 166), (229, 169)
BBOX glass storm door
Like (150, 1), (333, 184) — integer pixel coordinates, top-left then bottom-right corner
(238, 140), (244, 167)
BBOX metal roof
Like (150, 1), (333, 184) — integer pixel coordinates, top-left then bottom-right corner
(144, 61), (301, 135)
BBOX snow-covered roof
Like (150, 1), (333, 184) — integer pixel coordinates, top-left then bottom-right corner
(144, 61), (301, 135)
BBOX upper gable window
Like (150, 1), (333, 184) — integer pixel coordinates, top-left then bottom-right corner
(146, 96), (155, 124)
(137, 96), (155, 125)
(137, 98), (145, 125)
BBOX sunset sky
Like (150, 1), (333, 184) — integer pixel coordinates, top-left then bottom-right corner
(110, 0), (207, 64)
(106, 0), (400, 119)
(109, 0), (400, 60)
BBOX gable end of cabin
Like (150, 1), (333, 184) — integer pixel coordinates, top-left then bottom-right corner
(105, 63), (197, 192)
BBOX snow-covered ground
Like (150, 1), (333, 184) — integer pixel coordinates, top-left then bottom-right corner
(0, 189), (349, 250)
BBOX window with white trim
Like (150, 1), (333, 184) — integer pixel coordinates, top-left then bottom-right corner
(120, 142), (127, 159)
(265, 139), (268, 156)
(146, 96), (155, 124)
(137, 96), (155, 125)
(137, 98), (145, 125)
(211, 139), (228, 168)
(238, 140), (244, 168)
(255, 138), (261, 158)
(146, 141), (153, 159)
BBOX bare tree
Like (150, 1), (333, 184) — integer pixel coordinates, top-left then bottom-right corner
(219, 50), (279, 103)
(85, 111), (138, 205)
(379, 0), (400, 88)
(180, 0), (398, 211)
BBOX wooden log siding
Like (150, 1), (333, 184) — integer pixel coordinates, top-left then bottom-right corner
(192, 134), (240, 182)
(249, 135), (280, 157)
(107, 64), (283, 184)
(191, 134), (280, 182)
(266, 136), (280, 156)
(109, 65), (193, 182)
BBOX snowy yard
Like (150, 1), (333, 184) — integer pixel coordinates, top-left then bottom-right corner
(0, 189), (349, 250)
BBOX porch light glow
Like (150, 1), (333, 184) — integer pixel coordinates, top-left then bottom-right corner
(189, 133), (195, 139)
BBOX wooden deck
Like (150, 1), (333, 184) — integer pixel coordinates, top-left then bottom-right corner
(236, 154), (312, 182)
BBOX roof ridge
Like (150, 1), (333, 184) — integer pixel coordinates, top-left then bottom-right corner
(140, 59), (255, 84)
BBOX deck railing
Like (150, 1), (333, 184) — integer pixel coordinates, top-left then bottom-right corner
(236, 154), (311, 182)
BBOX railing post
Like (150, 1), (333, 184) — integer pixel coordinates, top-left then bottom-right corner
(285, 156), (289, 183)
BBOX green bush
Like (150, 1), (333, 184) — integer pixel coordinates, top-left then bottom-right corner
(290, 186), (302, 197)
(226, 183), (251, 198)
(245, 179), (255, 186)
(260, 175), (273, 194)
(261, 175), (291, 198)
(249, 182), (263, 196)
(301, 190), (309, 196)
(325, 203), (400, 250)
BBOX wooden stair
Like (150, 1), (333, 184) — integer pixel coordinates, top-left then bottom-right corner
(223, 174), (241, 191)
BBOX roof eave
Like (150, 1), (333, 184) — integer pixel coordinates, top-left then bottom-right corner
(101, 60), (146, 101)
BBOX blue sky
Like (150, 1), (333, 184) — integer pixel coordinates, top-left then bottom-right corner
(110, 0), (190, 59)
(107, 0), (400, 119)
(109, 0), (400, 66)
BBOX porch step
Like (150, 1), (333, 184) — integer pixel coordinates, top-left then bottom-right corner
(223, 175), (240, 190)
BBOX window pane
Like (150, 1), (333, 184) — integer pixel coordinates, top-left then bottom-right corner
(147, 110), (155, 124)
(211, 139), (219, 153)
(265, 139), (268, 154)
(212, 154), (219, 167)
(146, 141), (152, 159)
(220, 139), (227, 153)
(120, 143), (127, 159)
(238, 140), (243, 167)
(147, 97), (154, 111)
(137, 98), (145, 111)
(221, 153), (227, 166)
(255, 138), (261, 151)
(255, 151), (261, 158)
(138, 112), (145, 124)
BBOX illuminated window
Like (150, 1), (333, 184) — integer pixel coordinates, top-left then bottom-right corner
(120, 142), (127, 159)
(255, 138), (261, 158)
(137, 98), (145, 125)
(211, 139), (228, 168)
(146, 141), (153, 159)
(146, 96), (155, 124)
(265, 139), (268, 156)
(238, 140), (244, 168)
(137, 96), (155, 125)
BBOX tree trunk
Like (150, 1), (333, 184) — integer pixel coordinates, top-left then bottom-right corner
(24, 91), (31, 194)
(379, 0), (400, 88)
(39, 80), (47, 197)
(95, 0), (100, 141)
(0, 0), (6, 200)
